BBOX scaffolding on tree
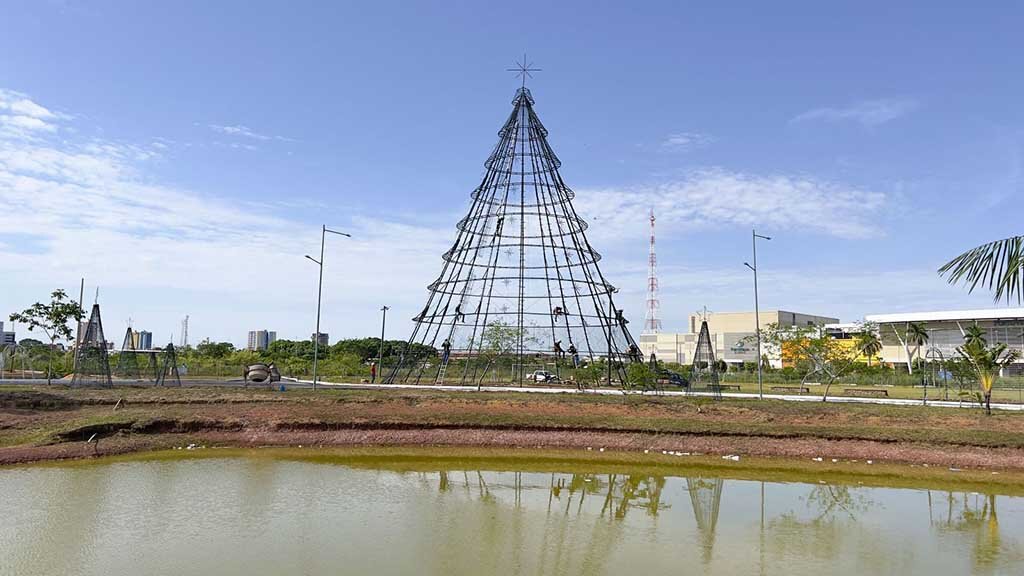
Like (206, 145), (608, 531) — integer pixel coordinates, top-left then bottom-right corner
(689, 319), (721, 398)
(114, 326), (142, 380)
(386, 84), (639, 386)
(156, 342), (182, 387)
(71, 304), (112, 387)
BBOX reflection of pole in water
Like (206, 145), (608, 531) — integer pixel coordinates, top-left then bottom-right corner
(933, 492), (1003, 568)
(686, 477), (724, 564)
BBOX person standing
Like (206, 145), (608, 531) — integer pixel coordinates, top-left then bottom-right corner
(441, 339), (452, 364)
(370, 361), (377, 383)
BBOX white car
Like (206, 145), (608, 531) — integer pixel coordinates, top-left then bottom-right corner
(527, 370), (559, 383)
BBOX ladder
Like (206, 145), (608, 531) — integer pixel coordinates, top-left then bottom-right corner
(435, 356), (450, 384)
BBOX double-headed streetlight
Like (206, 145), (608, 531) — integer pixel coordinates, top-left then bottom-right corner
(305, 225), (351, 391)
(744, 229), (771, 400)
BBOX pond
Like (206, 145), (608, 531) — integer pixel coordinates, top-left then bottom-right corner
(2, 451), (1023, 575)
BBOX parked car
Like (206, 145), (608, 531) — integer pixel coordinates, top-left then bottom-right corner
(526, 370), (559, 383)
(659, 370), (688, 388)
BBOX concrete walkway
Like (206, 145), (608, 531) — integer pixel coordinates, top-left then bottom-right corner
(297, 378), (1024, 412)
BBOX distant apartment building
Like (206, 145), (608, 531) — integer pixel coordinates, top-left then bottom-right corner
(312, 332), (329, 346)
(134, 330), (153, 350)
(0, 322), (15, 347)
(639, 310), (839, 368)
(248, 330), (277, 351)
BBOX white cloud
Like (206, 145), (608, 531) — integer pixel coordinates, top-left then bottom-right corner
(0, 90), (63, 139)
(0, 90), (450, 344)
(576, 168), (887, 241)
(208, 123), (272, 141)
(662, 132), (713, 151)
(791, 98), (918, 126)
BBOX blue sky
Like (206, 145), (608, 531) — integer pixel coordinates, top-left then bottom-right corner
(1, 1), (1021, 346)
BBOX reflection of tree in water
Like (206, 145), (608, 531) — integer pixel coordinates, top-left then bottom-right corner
(764, 484), (879, 567)
(803, 484), (871, 521)
(685, 477), (724, 564)
(930, 491), (1022, 570)
(546, 473), (668, 520)
(420, 471), (671, 574)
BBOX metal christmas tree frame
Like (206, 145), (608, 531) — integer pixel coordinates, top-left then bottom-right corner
(156, 342), (182, 387)
(71, 303), (112, 388)
(114, 326), (142, 380)
(387, 84), (639, 386)
(689, 319), (721, 398)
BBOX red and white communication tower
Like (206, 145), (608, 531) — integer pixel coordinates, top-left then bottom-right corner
(643, 208), (662, 334)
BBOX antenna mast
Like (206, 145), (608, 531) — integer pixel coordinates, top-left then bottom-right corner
(644, 208), (662, 334)
(180, 315), (189, 348)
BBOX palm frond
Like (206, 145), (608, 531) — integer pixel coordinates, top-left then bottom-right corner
(938, 236), (1024, 304)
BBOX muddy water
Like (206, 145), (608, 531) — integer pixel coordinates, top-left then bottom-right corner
(2, 452), (1023, 575)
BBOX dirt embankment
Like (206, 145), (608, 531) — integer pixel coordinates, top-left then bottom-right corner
(3, 387), (1024, 471)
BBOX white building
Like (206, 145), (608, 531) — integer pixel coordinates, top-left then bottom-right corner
(247, 330), (277, 351)
(639, 310), (839, 368)
(864, 308), (1024, 373)
(0, 322), (15, 346)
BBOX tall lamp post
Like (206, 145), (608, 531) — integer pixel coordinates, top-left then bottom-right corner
(305, 225), (351, 391)
(744, 229), (771, 400)
(377, 305), (389, 383)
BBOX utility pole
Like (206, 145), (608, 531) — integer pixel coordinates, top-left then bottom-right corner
(305, 224), (351, 391)
(377, 305), (389, 383)
(745, 230), (771, 400)
(73, 278), (84, 374)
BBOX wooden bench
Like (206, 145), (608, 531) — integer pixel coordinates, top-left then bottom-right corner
(843, 388), (889, 398)
(771, 386), (810, 394)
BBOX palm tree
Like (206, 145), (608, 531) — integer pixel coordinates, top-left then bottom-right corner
(939, 236), (1024, 303)
(963, 323), (987, 348)
(856, 331), (882, 366)
(957, 340), (1020, 415)
(895, 322), (929, 374)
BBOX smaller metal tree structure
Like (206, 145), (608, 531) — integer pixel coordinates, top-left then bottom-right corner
(71, 304), (113, 388)
(155, 342), (182, 387)
(689, 320), (721, 398)
(114, 326), (142, 380)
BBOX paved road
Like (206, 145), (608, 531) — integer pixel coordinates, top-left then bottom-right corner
(3, 377), (1022, 412)
(303, 378), (1024, 412)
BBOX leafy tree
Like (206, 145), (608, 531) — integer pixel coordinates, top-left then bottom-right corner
(957, 330), (1020, 415)
(18, 338), (45, 348)
(195, 340), (235, 358)
(9, 290), (85, 385)
(625, 362), (657, 392)
(939, 235), (1023, 304)
(758, 323), (864, 401)
(477, 320), (535, 388)
(855, 330), (882, 367)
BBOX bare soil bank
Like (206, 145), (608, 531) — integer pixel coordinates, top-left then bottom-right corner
(3, 386), (1024, 480)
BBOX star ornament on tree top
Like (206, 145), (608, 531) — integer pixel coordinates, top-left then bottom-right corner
(506, 54), (541, 88)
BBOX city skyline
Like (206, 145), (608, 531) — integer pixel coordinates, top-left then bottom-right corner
(2, 2), (1020, 346)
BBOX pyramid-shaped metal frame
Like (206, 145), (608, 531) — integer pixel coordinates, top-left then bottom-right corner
(71, 304), (112, 388)
(156, 342), (182, 387)
(114, 326), (142, 380)
(690, 320), (721, 397)
(386, 87), (638, 386)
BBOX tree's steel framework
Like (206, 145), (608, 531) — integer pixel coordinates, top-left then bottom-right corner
(114, 326), (142, 380)
(71, 303), (112, 387)
(387, 87), (639, 386)
(690, 319), (721, 398)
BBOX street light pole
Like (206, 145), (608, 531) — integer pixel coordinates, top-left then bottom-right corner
(377, 305), (389, 383)
(305, 224), (351, 391)
(745, 229), (771, 400)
